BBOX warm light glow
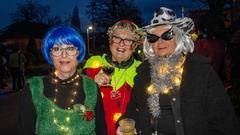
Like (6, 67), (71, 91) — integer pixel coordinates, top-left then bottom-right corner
(55, 89), (58, 92)
(163, 87), (169, 94)
(147, 84), (156, 95)
(113, 113), (122, 122)
(88, 26), (93, 30)
(52, 109), (55, 112)
(158, 64), (169, 76)
(54, 71), (58, 76)
(71, 99), (74, 103)
(92, 60), (102, 68)
(173, 76), (181, 86)
(101, 92), (104, 98)
(54, 98), (57, 102)
(179, 68), (183, 74)
(73, 91), (77, 95)
(54, 79), (58, 83)
(75, 82), (79, 86)
(191, 32), (198, 41)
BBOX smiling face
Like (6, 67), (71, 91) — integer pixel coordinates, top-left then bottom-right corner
(109, 29), (136, 63)
(150, 25), (176, 57)
(51, 44), (79, 79)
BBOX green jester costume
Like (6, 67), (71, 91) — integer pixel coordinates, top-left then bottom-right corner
(84, 54), (141, 135)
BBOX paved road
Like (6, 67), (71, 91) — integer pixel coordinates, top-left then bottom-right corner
(0, 91), (20, 135)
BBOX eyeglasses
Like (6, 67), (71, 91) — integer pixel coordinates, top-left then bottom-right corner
(50, 46), (78, 56)
(112, 35), (135, 46)
(146, 28), (174, 43)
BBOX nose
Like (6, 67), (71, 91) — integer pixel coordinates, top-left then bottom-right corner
(61, 49), (67, 57)
(119, 39), (125, 47)
(156, 38), (163, 44)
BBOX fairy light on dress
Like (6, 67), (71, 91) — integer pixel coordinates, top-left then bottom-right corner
(51, 71), (80, 133)
(113, 112), (122, 122)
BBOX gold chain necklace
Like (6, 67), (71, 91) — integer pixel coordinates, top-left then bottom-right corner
(112, 69), (127, 91)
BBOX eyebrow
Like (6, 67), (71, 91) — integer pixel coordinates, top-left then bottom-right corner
(147, 28), (173, 36)
(112, 35), (135, 41)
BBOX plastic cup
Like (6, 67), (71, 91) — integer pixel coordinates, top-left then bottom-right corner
(119, 118), (135, 135)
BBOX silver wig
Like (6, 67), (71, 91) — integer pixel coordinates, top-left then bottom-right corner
(143, 25), (194, 59)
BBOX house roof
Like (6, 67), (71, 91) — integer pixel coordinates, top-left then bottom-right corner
(0, 22), (50, 39)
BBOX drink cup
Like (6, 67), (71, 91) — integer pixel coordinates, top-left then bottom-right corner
(119, 118), (135, 135)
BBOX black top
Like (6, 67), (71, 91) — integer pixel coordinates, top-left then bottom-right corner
(19, 73), (107, 135)
(155, 94), (176, 135)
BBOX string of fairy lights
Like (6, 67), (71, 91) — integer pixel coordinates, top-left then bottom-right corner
(147, 55), (186, 95)
(51, 71), (80, 133)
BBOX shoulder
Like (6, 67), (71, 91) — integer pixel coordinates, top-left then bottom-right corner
(186, 53), (211, 67)
(27, 76), (44, 84)
(136, 60), (150, 73)
(133, 59), (142, 66)
(185, 53), (214, 76)
(81, 74), (97, 86)
(84, 55), (104, 68)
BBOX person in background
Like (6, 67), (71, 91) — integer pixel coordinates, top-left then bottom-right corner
(0, 54), (8, 89)
(83, 20), (143, 135)
(19, 26), (106, 135)
(8, 48), (27, 91)
(116, 7), (239, 135)
(194, 27), (232, 91)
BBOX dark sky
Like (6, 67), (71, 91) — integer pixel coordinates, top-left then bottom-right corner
(0, 0), (205, 30)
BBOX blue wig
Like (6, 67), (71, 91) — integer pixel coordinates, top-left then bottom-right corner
(42, 26), (86, 65)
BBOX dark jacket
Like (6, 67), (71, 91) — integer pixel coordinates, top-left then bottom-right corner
(120, 54), (239, 135)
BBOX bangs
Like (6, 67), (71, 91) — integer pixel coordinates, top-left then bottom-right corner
(46, 28), (81, 47)
(42, 26), (86, 65)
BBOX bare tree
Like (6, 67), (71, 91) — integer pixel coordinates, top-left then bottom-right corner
(86, 0), (142, 32)
(48, 16), (62, 26)
(71, 6), (81, 31)
(192, 0), (229, 38)
(10, 0), (50, 24)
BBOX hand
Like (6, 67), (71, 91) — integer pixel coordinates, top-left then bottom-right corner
(116, 126), (137, 135)
(94, 72), (111, 86)
(116, 126), (124, 135)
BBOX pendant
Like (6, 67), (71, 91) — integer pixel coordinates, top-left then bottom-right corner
(110, 90), (121, 99)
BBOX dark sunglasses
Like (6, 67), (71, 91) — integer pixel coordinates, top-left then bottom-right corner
(147, 28), (174, 43)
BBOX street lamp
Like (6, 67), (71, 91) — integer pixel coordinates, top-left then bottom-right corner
(87, 25), (93, 56)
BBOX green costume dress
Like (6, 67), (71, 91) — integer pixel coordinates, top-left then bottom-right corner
(19, 73), (106, 135)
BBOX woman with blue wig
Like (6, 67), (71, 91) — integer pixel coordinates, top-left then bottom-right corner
(19, 26), (107, 135)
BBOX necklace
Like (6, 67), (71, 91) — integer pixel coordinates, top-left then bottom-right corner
(112, 69), (127, 92)
(111, 69), (127, 122)
(51, 71), (80, 132)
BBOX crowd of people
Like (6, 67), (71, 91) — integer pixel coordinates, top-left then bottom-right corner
(16, 6), (239, 135)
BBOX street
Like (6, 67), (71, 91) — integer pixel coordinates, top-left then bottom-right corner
(0, 87), (20, 135)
